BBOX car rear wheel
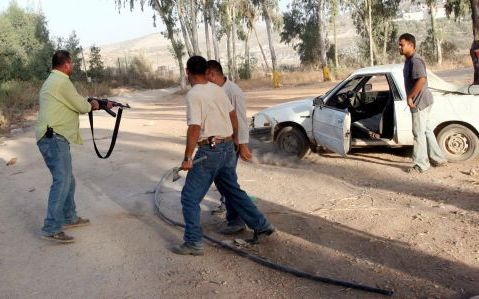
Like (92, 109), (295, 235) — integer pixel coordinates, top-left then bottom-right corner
(276, 126), (310, 158)
(437, 124), (479, 162)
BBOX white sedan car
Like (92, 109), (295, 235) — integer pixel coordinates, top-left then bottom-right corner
(250, 64), (479, 161)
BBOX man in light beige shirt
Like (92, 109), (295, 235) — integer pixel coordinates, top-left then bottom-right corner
(36, 50), (106, 243)
(171, 56), (274, 256)
(206, 61), (252, 160)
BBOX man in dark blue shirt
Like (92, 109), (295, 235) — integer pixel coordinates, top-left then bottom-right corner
(399, 33), (447, 173)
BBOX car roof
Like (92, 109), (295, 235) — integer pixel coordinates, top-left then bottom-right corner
(351, 64), (403, 76)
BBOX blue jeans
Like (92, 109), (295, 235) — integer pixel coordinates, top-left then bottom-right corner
(215, 154), (245, 227)
(411, 105), (446, 171)
(181, 141), (271, 247)
(37, 135), (78, 235)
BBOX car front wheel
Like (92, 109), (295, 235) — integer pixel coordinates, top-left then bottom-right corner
(437, 124), (479, 162)
(276, 126), (310, 158)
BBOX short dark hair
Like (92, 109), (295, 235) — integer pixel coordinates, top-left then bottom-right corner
(186, 56), (207, 75)
(52, 50), (71, 68)
(399, 33), (416, 48)
(206, 60), (224, 75)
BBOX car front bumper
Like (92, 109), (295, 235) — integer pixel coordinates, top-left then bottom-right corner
(249, 127), (273, 142)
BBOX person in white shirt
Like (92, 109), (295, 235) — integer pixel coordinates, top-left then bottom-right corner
(171, 56), (274, 256)
(206, 60), (252, 235)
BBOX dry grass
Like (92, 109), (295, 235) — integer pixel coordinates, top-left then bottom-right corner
(75, 81), (113, 98)
(0, 80), (117, 134)
(0, 76), (176, 134)
(237, 68), (353, 91)
(0, 80), (40, 133)
(429, 54), (472, 72)
(238, 57), (472, 91)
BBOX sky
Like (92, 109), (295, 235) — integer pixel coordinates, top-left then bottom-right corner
(0, 0), (290, 48)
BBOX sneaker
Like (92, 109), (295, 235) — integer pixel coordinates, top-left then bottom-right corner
(211, 203), (226, 215)
(218, 224), (246, 235)
(41, 232), (75, 243)
(64, 217), (90, 229)
(171, 243), (204, 256)
(405, 165), (425, 174)
(247, 226), (276, 244)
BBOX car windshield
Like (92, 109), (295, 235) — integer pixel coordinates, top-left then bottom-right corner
(317, 77), (349, 99)
(337, 77), (363, 94)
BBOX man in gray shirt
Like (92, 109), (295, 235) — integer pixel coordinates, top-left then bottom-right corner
(206, 60), (252, 234)
(399, 33), (447, 173)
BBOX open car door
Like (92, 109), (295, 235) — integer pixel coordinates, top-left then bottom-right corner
(312, 105), (351, 156)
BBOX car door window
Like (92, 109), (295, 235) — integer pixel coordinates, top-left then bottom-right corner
(363, 75), (389, 92)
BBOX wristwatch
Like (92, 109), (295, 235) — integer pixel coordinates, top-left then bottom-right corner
(183, 156), (193, 162)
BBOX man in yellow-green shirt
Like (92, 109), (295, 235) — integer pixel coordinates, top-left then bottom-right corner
(36, 50), (106, 243)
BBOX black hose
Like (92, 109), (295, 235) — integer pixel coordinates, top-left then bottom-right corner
(154, 169), (394, 296)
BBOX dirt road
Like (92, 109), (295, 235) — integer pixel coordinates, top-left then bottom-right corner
(0, 72), (478, 298)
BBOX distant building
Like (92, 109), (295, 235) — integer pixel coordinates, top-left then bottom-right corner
(397, 2), (447, 21)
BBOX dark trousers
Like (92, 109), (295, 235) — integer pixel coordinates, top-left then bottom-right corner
(180, 141), (270, 246)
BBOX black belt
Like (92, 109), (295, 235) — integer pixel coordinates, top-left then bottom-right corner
(197, 136), (233, 147)
(88, 108), (123, 159)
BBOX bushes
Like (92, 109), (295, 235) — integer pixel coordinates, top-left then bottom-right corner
(106, 56), (177, 89)
(0, 80), (40, 131)
(238, 56), (258, 80)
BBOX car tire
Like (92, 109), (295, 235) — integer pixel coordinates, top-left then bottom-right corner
(276, 126), (310, 158)
(437, 124), (479, 162)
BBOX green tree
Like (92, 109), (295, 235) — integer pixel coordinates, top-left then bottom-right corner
(331, 0), (340, 68)
(445, 0), (478, 83)
(88, 45), (105, 81)
(116, 0), (187, 90)
(281, 0), (331, 80)
(252, 0), (280, 76)
(347, 0), (400, 65)
(0, 2), (54, 81)
(58, 31), (85, 81)
(281, 1), (323, 68)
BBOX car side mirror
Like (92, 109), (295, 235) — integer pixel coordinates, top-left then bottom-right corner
(364, 83), (372, 92)
(313, 97), (325, 106)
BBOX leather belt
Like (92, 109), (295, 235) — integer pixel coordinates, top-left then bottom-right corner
(197, 136), (233, 146)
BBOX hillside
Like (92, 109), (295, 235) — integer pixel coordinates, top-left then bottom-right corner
(95, 13), (472, 75)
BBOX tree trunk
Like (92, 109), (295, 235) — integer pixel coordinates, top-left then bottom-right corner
(333, 12), (338, 68)
(177, 1), (194, 56)
(254, 26), (270, 71)
(264, 12), (277, 72)
(153, 0), (186, 90)
(244, 26), (252, 79)
(190, 0), (200, 55)
(471, 0), (479, 84)
(232, 4), (238, 81)
(367, 0), (374, 66)
(226, 29), (233, 80)
(437, 37), (443, 65)
(429, 2), (441, 65)
(176, 48), (187, 90)
(382, 21), (389, 64)
(209, 5), (220, 61)
(318, 0), (331, 81)
(204, 0), (212, 60)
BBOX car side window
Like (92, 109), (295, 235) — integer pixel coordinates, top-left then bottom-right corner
(363, 75), (389, 92)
